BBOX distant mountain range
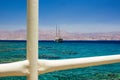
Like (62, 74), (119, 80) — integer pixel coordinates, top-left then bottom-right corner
(0, 29), (120, 40)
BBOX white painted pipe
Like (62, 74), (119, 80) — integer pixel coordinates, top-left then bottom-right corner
(27, 0), (38, 80)
(38, 54), (120, 74)
(0, 60), (29, 77)
(0, 55), (120, 77)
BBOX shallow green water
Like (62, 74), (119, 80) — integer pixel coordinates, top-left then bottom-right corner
(0, 41), (120, 80)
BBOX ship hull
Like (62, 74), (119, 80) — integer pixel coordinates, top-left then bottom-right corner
(55, 38), (63, 43)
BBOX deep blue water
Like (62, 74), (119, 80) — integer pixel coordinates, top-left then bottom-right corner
(0, 40), (120, 80)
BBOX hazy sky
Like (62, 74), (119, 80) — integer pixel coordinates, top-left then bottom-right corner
(0, 0), (120, 33)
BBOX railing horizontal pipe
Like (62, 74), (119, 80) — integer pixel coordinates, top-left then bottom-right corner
(38, 54), (120, 74)
(0, 54), (120, 77)
(0, 60), (29, 77)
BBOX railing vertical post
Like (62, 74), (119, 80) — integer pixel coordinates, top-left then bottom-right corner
(27, 0), (39, 80)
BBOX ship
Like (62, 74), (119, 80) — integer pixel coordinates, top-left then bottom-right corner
(55, 25), (63, 43)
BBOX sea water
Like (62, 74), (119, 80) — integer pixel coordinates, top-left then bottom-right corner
(0, 41), (120, 80)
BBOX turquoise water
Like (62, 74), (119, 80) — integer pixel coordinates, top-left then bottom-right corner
(0, 41), (120, 80)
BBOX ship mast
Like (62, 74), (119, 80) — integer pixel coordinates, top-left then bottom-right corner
(58, 26), (61, 38)
(56, 25), (62, 39)
(56, 24), (58, 37)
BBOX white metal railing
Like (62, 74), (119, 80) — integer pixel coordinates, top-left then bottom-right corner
(27, 0), (38, 80)
(0, 55), (120, 77)
(0, 0), (120, 80)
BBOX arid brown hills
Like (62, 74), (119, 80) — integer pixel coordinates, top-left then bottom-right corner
(0, 29), (120, 40)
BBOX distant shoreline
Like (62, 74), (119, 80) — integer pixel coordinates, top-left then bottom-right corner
(0, 40), (120, 42)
